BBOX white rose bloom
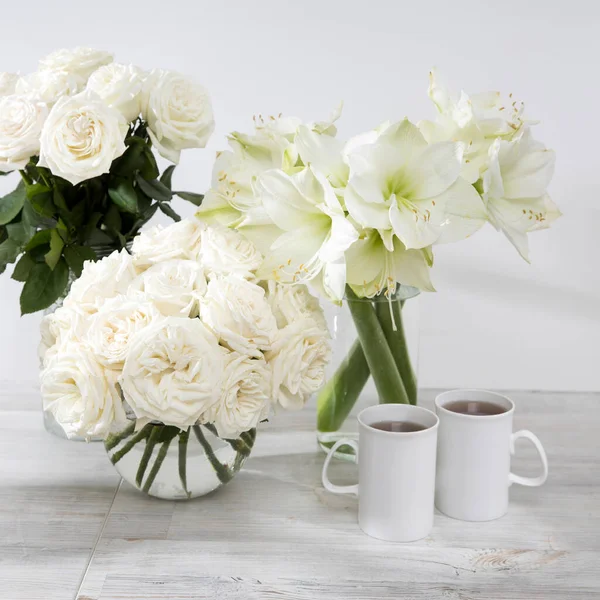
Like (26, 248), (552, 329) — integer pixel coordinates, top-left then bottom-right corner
(267, 317), (331, 411)
(120, 317), (225, 428)
(200, 275), (278, 357)
(84, 295), (162, 370)
(266, 281), (327, 329)
(86, 63), (144, 122)
(38, 305), (87, 367)
(64, 250), (138, 314)
(132, 219), (204, 268)
(39, 47), (114, 81)
(37, 91), (127, 185)
(200, 226), (262, 279)
(16, 70), (84, 106)
(0, 95), (48, 172)
(128, 260), (207, 317)
(41, 344), (126, 439)
(202, 352), (271, 439)
(0, 72), (19, 96)
(141, 69), (214, 163)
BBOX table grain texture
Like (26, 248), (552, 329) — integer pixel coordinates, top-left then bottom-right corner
(1, 386), (598, 600)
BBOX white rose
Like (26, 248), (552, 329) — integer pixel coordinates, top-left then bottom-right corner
(266, 281), (327, 329)
(200, 225), (262, 279)
(131, 219), (204, 268)
(141, 69), (214, 163)
(41, 344), (126, 439)
(202, 352), (271, 439)
(86, 63), (144, 122)
(200, 275), (278, 357)
(0, 72), (19, 96)
(64, 250), (138, 314)
(38, 305), (87, 367)
(39, 47), (114, 81)
(84, 295), (162, 369)
(38, 91), (127, 185)
(120, 317), (225, 428)
(16, 70), (84, 106)
(128, 260), (207, 317)
(0, 95), (48, 172)
(267, 317), (331, 410)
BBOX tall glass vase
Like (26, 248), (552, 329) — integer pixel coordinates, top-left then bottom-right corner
(317, 285), (420, 460)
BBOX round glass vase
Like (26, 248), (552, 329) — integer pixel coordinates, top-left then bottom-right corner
(42, 242), (132, 440)
(105, 422), (256, 500)
(316, 285), (420, 460)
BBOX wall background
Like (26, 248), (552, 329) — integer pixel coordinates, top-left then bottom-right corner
(0, 0), (598, 394)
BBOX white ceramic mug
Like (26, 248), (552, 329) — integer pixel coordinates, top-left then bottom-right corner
(435, 389), (549, 522)
(322, 403), (439, 542)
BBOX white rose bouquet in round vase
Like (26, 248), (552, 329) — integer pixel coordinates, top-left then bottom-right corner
(40, 218), (331, 499)
(196, 70), (560, 456)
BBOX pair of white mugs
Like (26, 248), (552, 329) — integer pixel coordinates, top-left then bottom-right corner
(322, 389), (549, 542)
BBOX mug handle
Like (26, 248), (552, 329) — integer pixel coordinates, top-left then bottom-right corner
(509, 430), (549, 487)
(321, 439), (359, 496)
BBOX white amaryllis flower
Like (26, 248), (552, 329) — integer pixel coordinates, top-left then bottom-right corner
(345, 229), (435, 297)
(41, 345), (126, 439)
(199, 225), (262, 279)
(39, 47), (114, 81)
(483, 128), (558, 261)
(345, 119), (485, 251)
(200, 274), (278, 357)
(64, 249), (138, 315)
(84, 295), (162, 370)
(128, 259), (207, 317)
(86, 63), (144, 122)
(267, 317), (331, 411)
(131, 219), (204, 268)
(255, 166), (358, 302)
(0, 95), (48, 172)
(38, 91), (127, 185)
(38, 305), (87, 367)
(120, 317), (225, 429)
(141, 69), (214, 163)
(266, 281), (327, 329)
(16, 70), (84, 106)
(420, 69), (526, 183)
(202, 352), (271, 439)
(0, 72), (19, 96)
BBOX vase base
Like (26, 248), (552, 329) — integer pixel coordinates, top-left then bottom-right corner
(317, 430), (359, 462)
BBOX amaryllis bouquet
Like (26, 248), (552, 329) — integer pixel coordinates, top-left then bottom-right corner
(0, 47), (210, 314)
(39, 218), (331, 497)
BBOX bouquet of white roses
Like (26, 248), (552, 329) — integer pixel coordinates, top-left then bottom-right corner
(196, 70), (560, 439)
(40, 217), (331, 497)
(0, 47), (210, 314)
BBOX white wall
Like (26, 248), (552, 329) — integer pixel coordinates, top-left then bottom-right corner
(0, 0), (598, 392)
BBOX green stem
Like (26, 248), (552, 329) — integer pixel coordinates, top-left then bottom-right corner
(142, 431), (175, 494)
(316, 338), (370, 432)
(136, 426), (161, 487)
(104, 421), (136, 452)
(178, 429), (190, 497)
(346, 286), (409, 405)
(374, 299), (418, 405)
(204, 423), (252, 456)
(108, 423), (153, 464)
(193, 425), (231, 484)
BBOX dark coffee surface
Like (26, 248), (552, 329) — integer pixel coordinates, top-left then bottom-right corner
(370, 420), (427, 432)
(443, 400), (507, 416)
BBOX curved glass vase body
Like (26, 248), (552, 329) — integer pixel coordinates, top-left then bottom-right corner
(105, 422), (256, 500)
(317, 285), (420, 460)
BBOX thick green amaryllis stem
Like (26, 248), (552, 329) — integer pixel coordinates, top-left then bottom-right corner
(317, 338), (370, 432)
(374, 299), (418, 405)
(346, 286), (410, 405)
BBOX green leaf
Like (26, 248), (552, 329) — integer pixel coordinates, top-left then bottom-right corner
(11, 253), (35, 282)
(25, 230), (51, 252)
(0, 182), (26, 225)
(108, 179), (138, 213)
(22, 199), (55, 229)
(111, 140), (145, 176)
(158, 202), (181, 222)
(30, 191), (56, 218)
(64, 245), (96, 277)
(0, 238), (21, 274)
(160, 165), (176, 189)
(44, 229), (65, 270)
(24, 182), (51, 200)
(20, 259), (69, 315)
(104, 203), (122, 233)
(140, 147), (159, 180)
(174, 191), (204, 206)
(136, 174), (172, 202)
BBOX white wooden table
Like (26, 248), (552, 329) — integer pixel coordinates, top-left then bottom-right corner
(1, 387), (599, 599)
